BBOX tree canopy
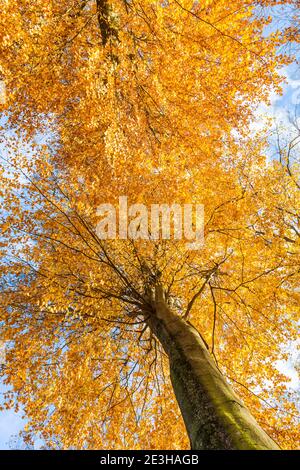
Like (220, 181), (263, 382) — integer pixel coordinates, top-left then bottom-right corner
(0, 0), (299, 449)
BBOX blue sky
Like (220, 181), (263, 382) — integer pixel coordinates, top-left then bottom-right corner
(0, 400), (26, 449)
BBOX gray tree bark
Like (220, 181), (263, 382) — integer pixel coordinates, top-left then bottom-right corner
(146, 285), (280, 450)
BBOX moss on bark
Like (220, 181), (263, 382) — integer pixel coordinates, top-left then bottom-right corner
(147, 285), (280, 450)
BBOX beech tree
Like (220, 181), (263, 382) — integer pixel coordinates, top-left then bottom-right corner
(0, 0), (299, 450)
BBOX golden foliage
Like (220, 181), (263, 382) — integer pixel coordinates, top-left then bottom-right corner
(0, 0), (299, 449)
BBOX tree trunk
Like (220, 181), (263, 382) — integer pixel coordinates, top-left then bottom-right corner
(96, 0), (118, 46)
(146, 285), (280, 450)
